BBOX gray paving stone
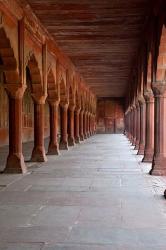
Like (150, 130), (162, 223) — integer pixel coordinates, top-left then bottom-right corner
(0, 134), (166, 249)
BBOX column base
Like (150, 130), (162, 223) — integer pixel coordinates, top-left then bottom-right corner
(31, 147), (47, 162)
(87, 132), (90, 138)
(59, 141), (69, 150)
(68, 137), (75, 146)
(47, 143), (60, 155)
(84, 134), (88, 139)
(132, 138), (136, 146)
(137, 144), (145, 155)
(150, 157), (166, 176)
(4, 153), (27, 174)
(80, 134), (84, 141)
(75, 136), (80, 144)
(142, 149), (153, 162)
(134, 141), (139, 150)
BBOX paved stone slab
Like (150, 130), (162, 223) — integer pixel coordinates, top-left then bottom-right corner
(0, 134), (166, 248)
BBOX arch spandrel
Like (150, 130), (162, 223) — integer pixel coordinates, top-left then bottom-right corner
(26, 54), (45, 103)
(156, 25), (166, 82)
(47, 68), (59, 103)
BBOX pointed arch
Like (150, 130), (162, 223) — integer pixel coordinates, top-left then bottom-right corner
(47, 68), (58, 101)
(156, 25), (166, 81)
(26, 54), (43, 95)
(60, 77), (67, 105)
(0, 27), (19, 84)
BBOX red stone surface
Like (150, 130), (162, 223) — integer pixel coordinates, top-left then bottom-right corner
(97, 98), (124, 133)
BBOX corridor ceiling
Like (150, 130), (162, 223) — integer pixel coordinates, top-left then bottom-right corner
(27, 0), (150, 97)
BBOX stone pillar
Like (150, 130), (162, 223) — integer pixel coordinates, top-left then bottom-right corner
(4, 86), (27, 174)
(132, 105), (137, 146)
(83, 111), (88, 139)
(129, 108), (133, 143)
(142, 90), (154, 161)
(137, 98), (146, 155)
(68, 105), (75, 146)
(59, 104), (69, 150)
(89, 114), (92, 136)
(31, 100), (47, 162)
(135, 102), (140, 150)
(87, 112), (90, 137)
(79, 110), (84, 141)
(47, 101), (59, 155)
(150, 83), (166, 175)
(128, 110), (132, 141)
(74, 108), (80, 143)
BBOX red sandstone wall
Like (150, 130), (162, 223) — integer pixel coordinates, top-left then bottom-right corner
(97, 98), (125, 134)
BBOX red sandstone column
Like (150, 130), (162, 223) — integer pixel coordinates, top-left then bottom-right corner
(74, 108), (80, 143)
(128, 110), (132, 140)
(4, 88), (27, 174)
(47, 101), (59, 155)
(31, 100), (47, 162)
(127, 109), (131, 140)
(142, 90), (154, 161)
(150, 83), (166, 175)
(59, 104), (69, 150)
(89, 114), (92, 136)
(132, 105), (137, 146)
(79, 110), (84, 141)
(87, 112), (90, 137)
(68, 105), (75, 146)
(130, 107), (134, 144)
(135, 102), (140, 150)
(83, 111), (88, 139)
(137, 98), (146, 155)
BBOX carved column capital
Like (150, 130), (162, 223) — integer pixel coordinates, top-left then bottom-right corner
(152, 81), (166, 97)
(144, 89), (154, 102)
(138, 95), (145, 105)
(32, 94), (47, 104)
(5, 84), (26, 99)
(69, 103), (75, 111)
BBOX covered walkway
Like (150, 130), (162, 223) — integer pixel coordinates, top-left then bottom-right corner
(0, 134), (166, 249)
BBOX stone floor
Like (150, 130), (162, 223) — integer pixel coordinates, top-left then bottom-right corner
(0, 134), (166, 249)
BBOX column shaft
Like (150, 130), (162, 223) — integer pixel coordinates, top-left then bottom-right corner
(5, 96), (27, 173)
(142, 93), (154, 161)
(48, 102), (59, 155)
(31, 103), (47, 162)
(59, 105), (69, 150)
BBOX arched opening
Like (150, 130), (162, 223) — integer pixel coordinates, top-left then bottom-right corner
(0, 28), (18, 172)
(23, 54), (46, 162)
(22, 67), (34, 161)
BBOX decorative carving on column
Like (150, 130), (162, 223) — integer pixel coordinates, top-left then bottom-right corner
(150, 82), (166, 175)
(4, 84), (27, 174)
(137, 96), (146, 155)
(142, 89), (154, 161)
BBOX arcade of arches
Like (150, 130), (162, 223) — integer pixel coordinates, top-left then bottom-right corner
(1, 0), (166, 248)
